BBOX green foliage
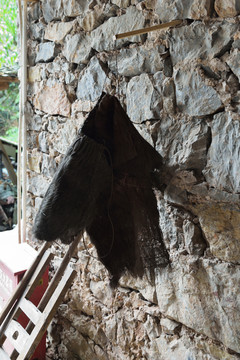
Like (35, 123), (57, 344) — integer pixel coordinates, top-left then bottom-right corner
(0, 0), (18, 68)
(0, 82), (19, 140)
(1, 126), (18, 143)
(0, 0), (19, 141)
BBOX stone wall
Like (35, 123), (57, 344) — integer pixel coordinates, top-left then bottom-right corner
(26, 1), (240, 359)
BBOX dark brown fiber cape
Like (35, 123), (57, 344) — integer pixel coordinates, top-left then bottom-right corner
(33, 93), (169, 285)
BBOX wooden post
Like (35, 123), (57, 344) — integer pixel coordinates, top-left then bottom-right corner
(21, 0), (28, 243)
(17, 0), (28, 243)
(17, 0), (23, 244)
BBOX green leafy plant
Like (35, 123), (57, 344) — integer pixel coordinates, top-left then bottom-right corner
(0, 82), (19, 140)
(1, 126), (18, 143)
(0, 0), (19, 141)
(0, 0), (18, 68)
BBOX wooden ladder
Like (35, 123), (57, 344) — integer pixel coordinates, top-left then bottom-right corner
(0, 236), (80, 360)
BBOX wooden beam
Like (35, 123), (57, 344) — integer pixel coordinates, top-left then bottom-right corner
(0, 77), (19, 83)
(113, 19), (183, 40)
(0, 83), (9, 91)
(0, 77), (19, 91)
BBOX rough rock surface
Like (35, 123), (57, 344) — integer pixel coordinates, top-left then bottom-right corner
(155, 258), (240, 353)
(76, 57), (109, 101)
(203, 112), (240, 193)
(44, 21), (74, 43)
(174, 67), (223, 116)
(155, 0), (214, 21)
(226, 48), (240, 81)
(91, 6), (146, 51)
(35, 42), (57, 63)
(169, 21), (238, 66)
(34, 83), (71, 117)
(195, 203), (240, 263)
(126, 73), (160, 122)
(108, 44), (165, 76)
(62, 33), (92, 64)
(214, 0), (240, 17)
(26, 1), (240, 359)
(153, 115), (209, 169)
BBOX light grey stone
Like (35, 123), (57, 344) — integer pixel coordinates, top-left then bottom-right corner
(155, 0), (214, 21)
(42, 0), (63, 22)
(41, 153), (57, 178)
(169, 22), (238, 66)
(28, 2), (41, 22)
(120, 272), (157, 303)
(46, 61), (61, 74)
(50, 119), (78, 154)
(63, 0), (88, 17)
(38, 131), (49, 153)
(27, 173), (50, 197)
(62, 331), (99, 360)
(81, 11), (102, 32)
(44, 21), (74, 43)
(233, 39), (240, 49)
(29, 22), (45, 41)
(174, 67), (222, 116)
(156, 329), (239, 360)
(183, 220), (206, 256)
(192, 202), (240, 264)
(157, 197), (186, 252)
(144, 315), (161, 340)
(65, 72), (75, 84)
(25, 102), (39, 130)
(112, 0), (130, 7)
(27, 39), (38, 66)
(162, 78), (176, 114)
(160, 318), (181, 335)
(155, 258), (240, 353)
(35, 42), (57, 63)
(108, 45), (165, 76)
(203, 112), (240, 193)
(214, 0), (240, 17)
(76, 57), (108, 101)
(80, 4), (115, 32)
(27, 132), (39, 151)
(208, 188), (240, 203)
(62, 33), (92, 64)
(71, 99), (94, 113)
(126, 73), (160, 123)
(34, 83), (71, 117)
(48, 117), (59, 134)
(35, 197), (43, 213)
(153, 116), (209, 170)
(28, 149), (42, 174)
(153, 71), (165, 93)
(226, 49), (240, 82)
(91, 6), (145, 51)
(89, 280), (113, 306)
(28, 65), (43, 83)
(26, 196), (35, 223)
(28, 115), (42, 131)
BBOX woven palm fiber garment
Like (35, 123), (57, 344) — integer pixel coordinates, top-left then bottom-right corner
(33, 93), (169, 286)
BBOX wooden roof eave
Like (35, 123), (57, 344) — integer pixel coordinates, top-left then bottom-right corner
(0, 76), (19, 91)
